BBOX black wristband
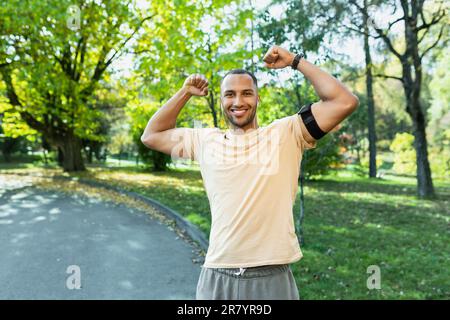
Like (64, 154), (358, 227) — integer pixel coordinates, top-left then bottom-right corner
(298, 103), (326, 140)
(291, 53), (304, 70)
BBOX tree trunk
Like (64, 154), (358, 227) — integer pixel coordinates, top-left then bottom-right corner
(87, 147), (93, 164)
(248, 0), (255, 74)
(2, 151), (11, 162)
(152, 151), (168, 171)
(363, 0), (377, 178)
(41, 136), (51, 165)
(297, 153), (307, 246)
(59, 132), (86, 172)
(407, 95), (435, 198)
(413, 122), (434, 198)
(82, 140), (94, 164)
(209, 90), (218, 128)
(401, 2), (435, 198)
(1, 137), (17, 162)
(206, 42), (219, 128)
(294, 83), (303, 109)
(43, 149), (48, 164)
(57, 147), (64, 166)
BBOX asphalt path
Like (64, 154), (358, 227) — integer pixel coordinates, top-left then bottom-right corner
(0, 182), (202, 299)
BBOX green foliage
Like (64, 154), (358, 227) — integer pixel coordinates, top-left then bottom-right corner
(135, 0), (255, 129)
(62, 166), (450, 299)
(0, 136), (27, 162)
(0, 0), (145, 147)
(360, 154), (384, 172)
(257, 0), (326, 54)
(428, 46), (450, 147)
(390, 133), (416, 175)
(126, 98), (171, 171)
(429, 129), (450, 179)
(303, 134), (342, 179)
(108, 126), (134, 156)
(186, 212), (210, 236)
(0, 0), (168, 171)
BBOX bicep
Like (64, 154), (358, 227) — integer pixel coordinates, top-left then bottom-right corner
(302, 98), (358, 144)
(141, 128), (192, 159)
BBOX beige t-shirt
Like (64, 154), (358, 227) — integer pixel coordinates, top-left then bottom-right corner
(183, 114), (316, 268)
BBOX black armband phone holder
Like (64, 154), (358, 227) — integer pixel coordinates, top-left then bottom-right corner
(298, 103), (327, 140)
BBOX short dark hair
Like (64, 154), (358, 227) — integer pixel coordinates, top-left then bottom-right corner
(221, 69), (258, 89)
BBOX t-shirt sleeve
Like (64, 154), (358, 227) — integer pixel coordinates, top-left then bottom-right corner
(181, 128), (203, 161)
(277, 114), (317, 150)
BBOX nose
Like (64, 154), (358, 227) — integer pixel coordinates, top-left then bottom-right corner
(233, 94), (244, 107)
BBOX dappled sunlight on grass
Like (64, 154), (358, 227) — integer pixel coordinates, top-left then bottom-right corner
(74, 167), (205, 191)
(290, 176), (449, 299)
(1, 166), (449, 299)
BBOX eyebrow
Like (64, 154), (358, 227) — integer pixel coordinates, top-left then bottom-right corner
(223, 89), (255, 94)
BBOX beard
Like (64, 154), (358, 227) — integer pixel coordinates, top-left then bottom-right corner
(223, 105), (257, 129)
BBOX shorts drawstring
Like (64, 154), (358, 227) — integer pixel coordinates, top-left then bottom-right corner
(234, 267), (246, 276)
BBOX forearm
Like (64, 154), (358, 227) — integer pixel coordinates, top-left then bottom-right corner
(294, 57), (357, 103)
(141, 87), (192, 139)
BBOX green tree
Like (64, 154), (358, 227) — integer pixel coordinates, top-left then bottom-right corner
(135, 0), (255, 129)
(257, 0), (345, 177)
(126, 98), (171, 171)
(127, 0), (256, 170)
(0, 0), (153, 171)
(349, 0), (448, 198)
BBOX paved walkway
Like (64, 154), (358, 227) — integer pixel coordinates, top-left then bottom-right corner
(0, 178), (202, 299)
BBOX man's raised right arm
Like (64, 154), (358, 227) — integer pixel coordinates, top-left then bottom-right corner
(140, 74), (208, 158)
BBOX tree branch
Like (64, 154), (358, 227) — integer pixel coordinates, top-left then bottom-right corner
(373, 73), (404, 82)
(343, 23), (370, 37)
(349, 0), (404, 60)
(417, 7), (445, 31)
(373, 27), (404, 61)
(0, 62), (11, 69)
(0, 67), (47, 133)
(127, 48), (152, 55)
(386, 16), (404, 32)
(420, 24), (446, 59)
(417, 24), (431, 44)
(79, 15), (156, 101)
(73, 37), (83, 69)
(104, 14), (156, 68)
(75, 36), (88, 81)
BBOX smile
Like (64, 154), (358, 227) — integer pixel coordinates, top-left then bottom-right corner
(230, 108), (249, 116)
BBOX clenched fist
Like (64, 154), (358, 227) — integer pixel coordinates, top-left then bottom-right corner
(183, 74), (209, 96)
(262, 45), (296, 69)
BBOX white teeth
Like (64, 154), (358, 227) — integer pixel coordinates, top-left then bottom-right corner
(231, 109), (248, 115)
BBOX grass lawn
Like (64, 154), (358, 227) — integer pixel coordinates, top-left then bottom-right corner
(1, 163), (449, 299)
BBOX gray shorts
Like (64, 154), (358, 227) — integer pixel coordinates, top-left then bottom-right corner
(196, 264), (300, 300)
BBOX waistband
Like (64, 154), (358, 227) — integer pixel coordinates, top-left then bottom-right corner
(205, 264), (289, 279)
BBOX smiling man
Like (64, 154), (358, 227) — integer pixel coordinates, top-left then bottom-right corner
(220, 69), (259, 132)
(141, 45), (359, 300)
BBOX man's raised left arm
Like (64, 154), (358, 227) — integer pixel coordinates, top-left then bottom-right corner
(263, 45), (359, 144)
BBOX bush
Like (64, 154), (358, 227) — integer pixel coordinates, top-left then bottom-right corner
(389, 132), (416, 175)
(429, 129), (450, 179)
(127, 100), (172, 171)
(303, 134), (342, 179)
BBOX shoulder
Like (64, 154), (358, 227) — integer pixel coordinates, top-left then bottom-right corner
(188, 127), (223, 141)
(269, 114), (300, 130)
(271, 114), (317, 150)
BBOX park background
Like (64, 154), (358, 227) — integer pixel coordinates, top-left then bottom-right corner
(0, 0), (448, 299)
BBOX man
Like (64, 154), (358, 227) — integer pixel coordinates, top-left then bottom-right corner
(141, 45), (359, 300)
